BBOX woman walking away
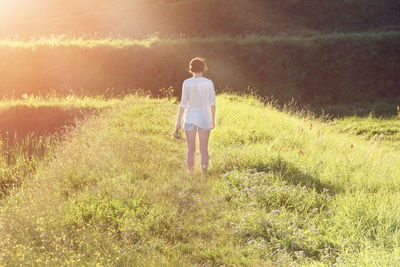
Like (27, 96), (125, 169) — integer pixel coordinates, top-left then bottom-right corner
(176, 58), (216, 175)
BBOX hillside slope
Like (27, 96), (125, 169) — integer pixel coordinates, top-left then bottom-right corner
(1, 0), (399, 37)
(0, 96), (121, 199)
(1, 33), (400, 107)
(0, 94), (400, 265)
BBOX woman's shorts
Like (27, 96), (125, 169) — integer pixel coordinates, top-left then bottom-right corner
(184, 123), (210, 132)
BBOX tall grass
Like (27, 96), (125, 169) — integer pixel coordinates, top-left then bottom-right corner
(0, 96), (122, 198)
(0, 94), (122, 108)
(0, 94), (399, 265)
(0, 95), (122, 137)
(328, 115), (400, 149)
(0, 36), (159, 49)
(0, 133), (57, 199)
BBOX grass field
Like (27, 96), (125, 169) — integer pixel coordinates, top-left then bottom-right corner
(0, 0), (399, 265)
(0, 94), (399, 266)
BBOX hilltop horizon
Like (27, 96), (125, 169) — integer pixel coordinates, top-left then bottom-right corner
(1, 0), (400, 38)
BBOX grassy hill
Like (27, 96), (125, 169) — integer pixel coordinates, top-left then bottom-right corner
(1, 94), (399, 265)
(1, 32), (400, 109)
(1, 0), (399, 109)
(1, 0), (399, 37)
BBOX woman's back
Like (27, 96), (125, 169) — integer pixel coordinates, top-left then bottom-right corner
(181, 77), (215, 109)
(180, 77), (216, 129)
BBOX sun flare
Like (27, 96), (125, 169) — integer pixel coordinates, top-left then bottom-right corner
(0, 0), (399, 265)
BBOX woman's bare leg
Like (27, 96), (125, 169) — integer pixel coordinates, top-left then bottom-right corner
(185, 129), (197, 174)
(198, 129), (211, 175)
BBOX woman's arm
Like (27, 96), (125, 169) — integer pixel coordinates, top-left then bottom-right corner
(209, 81), (216, 129)
(210, 105), (216, 129)
(176, 81), (188, 129)
(176, 106), (185, 129)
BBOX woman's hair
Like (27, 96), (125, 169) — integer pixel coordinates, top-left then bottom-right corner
(189, 57), (208, 73)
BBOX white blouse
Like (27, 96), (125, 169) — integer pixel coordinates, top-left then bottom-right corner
(180, 77), (216, 129)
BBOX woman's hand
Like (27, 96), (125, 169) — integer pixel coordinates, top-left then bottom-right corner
(211, 121), (215, 129)
(176, 121), (182, 130)
(176, 106), (184, 130)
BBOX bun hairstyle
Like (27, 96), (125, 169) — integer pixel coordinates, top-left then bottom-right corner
(189, 57), (207, 74)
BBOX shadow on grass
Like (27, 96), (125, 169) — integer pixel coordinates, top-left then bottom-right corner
(0, 105), (100, 141)
(311, 101), (400, 119)
(0, 105), (102, 199)
(247, 157), (341, 194)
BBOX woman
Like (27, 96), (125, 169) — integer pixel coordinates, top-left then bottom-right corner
(176, 58), (216, 175)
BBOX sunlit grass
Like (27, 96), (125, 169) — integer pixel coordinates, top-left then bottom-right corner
(0, 94), (399, 265)
(0, 32), (398, 106)
(0, 36), (160, 49)
(0, 133), (57, 199)
(0, 96), (122, 199)
(327, 115), (400, 149)
(0, 95), (122, 110)
(0, 31), (399, 49)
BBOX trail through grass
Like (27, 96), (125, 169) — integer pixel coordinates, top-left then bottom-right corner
(0, 94), (399, 266)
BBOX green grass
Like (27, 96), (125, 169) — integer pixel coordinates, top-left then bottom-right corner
(0, 96), (122, 199)
(0, 36), (159, 49)
(0, 32), (399, 107)
(0, 134), (56, 199)
(0, 94), (122, 109)
(0, 94), (399, 265)
(313, 100), (400, 117)
(328, 115), (400, 149)
(1, 32), (399, 49)
(0, 95), (121, 137)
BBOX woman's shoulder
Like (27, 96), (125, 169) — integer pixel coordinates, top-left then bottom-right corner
(202, 78), (214, 87)
(197, 77), (214, 84)
(183, 78), (191, 84)
(183, 77), (213, 86)
(203, 77), (213, 83)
